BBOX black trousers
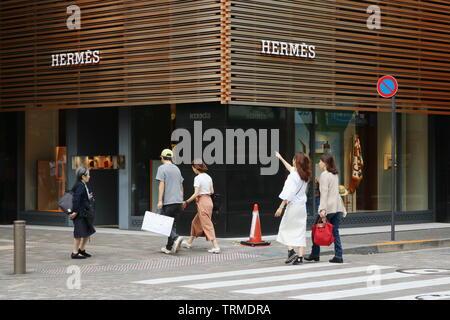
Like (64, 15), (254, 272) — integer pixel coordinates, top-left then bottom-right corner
(161, 203), (182, 250)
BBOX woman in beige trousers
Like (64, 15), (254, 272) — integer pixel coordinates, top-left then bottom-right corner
(182, 160), (220, 253)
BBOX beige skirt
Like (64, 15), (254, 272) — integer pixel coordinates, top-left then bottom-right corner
(190, 194), (216, 241)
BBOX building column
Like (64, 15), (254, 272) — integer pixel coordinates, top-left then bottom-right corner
(118, 107), (132, 229)
(66, 109), (78, 227)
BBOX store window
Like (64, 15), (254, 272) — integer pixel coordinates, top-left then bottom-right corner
(293, 109), (424, 214)
(24, 110), (66, 212)
(131, 105), (171, 216)
(294, 110), (315, 214)
(400, 113), (428, 211)
(300, 110), (430, 214)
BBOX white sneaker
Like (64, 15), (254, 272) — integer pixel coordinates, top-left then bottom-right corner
(171, 236), (183, 254)
(161, 247), (171, 254)
(181, 240), (192, 249)
(208, 248), (221, 254)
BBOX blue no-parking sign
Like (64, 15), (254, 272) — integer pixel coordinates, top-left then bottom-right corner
(377, 75), (398, 98)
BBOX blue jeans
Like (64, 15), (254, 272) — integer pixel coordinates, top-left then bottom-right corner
(310, 212), (343, 259)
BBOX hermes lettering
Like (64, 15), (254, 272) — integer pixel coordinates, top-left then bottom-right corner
(261, 40), (316, 59)
(51, 50), (101, 67)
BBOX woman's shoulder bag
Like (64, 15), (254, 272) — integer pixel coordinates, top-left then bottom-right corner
(58, 191), (74, 215)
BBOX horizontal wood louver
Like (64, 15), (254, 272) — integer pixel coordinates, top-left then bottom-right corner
(229, 0), (450, 115)
(0, 0), (223, 112)
(1, 0), (450, 115)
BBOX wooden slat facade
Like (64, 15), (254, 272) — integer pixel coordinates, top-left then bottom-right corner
(0, 0), (223, 111)
(1, 0), (450, 114)
(230, 0), (450, 115)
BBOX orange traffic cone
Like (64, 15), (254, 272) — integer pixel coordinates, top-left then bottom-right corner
(240, 204), (271, 247)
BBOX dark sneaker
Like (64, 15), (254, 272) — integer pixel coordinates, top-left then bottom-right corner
(329, 257), (344, 263)
(293, 257), (304, 265)
(304, 255), (320, 262)
(285, 250), (298, 264)
(78, 249), (92, 258)
(71, 252), (86, 259)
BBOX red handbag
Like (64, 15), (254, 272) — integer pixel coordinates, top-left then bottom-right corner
(312, 218), (335, 246)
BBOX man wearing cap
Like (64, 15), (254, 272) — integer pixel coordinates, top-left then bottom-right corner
(156, 149), (184, 254)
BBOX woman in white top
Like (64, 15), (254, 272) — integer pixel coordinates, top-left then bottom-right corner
(275, 151), (312, 265)
(182, 160), (220, 253)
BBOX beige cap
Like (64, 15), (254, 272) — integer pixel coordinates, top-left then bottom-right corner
(160, 149), (173, 158)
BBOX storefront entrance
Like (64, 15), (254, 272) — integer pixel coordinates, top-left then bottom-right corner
(75, 108), (119, 226)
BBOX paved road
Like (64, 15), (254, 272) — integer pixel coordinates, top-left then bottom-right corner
(2, 247), (450, 300)
(130, 247), (450, 301)
(1, 225), (450, 300)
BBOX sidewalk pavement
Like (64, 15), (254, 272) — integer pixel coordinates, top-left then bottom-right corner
(1, 222), (450, 279)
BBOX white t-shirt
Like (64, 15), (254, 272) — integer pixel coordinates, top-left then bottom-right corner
(193, 173), (213, 195)
(278, 168), (308, 205)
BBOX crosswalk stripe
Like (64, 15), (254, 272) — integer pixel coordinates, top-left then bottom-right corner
(232, 271), (414, 294)
(133, 262), (337, 285)
(388, 290), (450, 300)
(290, 276), (450, 300)
(183, 265), (394, 290)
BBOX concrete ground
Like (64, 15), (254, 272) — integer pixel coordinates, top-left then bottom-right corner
(0, 223), (450, 300)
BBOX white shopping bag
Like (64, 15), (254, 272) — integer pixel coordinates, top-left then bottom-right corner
(141, 211), (174, 237)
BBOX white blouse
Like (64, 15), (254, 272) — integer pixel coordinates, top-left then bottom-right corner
(279, 168), (307, 205)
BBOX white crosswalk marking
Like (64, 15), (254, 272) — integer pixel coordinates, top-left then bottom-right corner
(183, 265), (393, 290)
(388, 290), (450, 300)
(290, 277), (450, 300)
(133, 262), (336, 285)
(133, 263), (450, 300)
(233, 271), (414, 294)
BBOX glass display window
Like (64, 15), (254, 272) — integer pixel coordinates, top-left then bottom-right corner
(400, 113), (428, 211)
(25, 110), (66, 212)
(294, 109), (429, 214)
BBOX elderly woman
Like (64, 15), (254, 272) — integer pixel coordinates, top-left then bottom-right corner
(69, 167), (96, 259)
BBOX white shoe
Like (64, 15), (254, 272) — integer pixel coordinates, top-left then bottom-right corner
(181, 240), (192, 249)
(161, 247), (171, 254)
(172, 236), (183, 254)
(208, 248), (221, 254)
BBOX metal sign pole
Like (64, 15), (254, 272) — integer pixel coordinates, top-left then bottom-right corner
(391, 96), (396, 241)
(377, 75), (398, 242)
